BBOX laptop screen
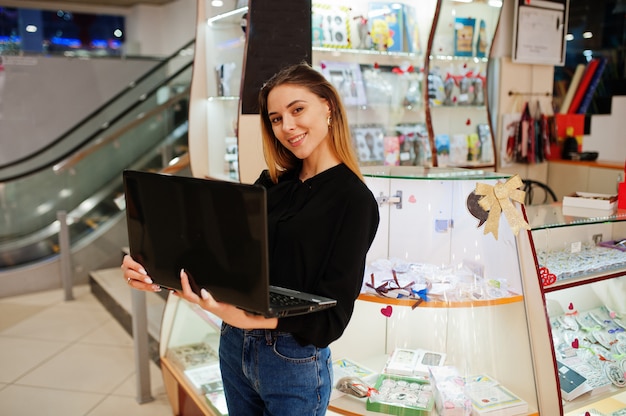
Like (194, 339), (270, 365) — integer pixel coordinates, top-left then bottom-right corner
(123, 170), (271, 312)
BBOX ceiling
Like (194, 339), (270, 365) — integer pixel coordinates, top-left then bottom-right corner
(16, 0), (176, 7)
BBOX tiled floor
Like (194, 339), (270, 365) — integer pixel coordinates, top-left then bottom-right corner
(0, 278), (346, 416)
(0, 284), (172, 416)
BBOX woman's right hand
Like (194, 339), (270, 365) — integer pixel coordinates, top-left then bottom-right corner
(121, 254), (161, 292)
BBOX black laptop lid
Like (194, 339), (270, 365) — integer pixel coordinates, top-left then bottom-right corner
(123, 170), (270, 313)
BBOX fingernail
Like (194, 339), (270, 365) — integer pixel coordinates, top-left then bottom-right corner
(153, 285), (161, 292)
(180, 268), (185, 277)
(139, 267), (148, 275)
(200, 288), (209, 300)
(144, 277), (153, 284)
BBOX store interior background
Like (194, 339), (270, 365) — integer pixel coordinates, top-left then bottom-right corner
(0, 1), (624, 414)
(0, 0), (624, 309)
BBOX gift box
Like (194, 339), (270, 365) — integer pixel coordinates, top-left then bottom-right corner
(428, 366), (472, 416)
(562, 192), (618, 217)
(366, 374), (435, 416)
(368, 2), (404, 52)
(619, 181), (626, 210)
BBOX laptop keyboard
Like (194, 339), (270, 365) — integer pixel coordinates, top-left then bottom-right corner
(269, 291), (312, 307)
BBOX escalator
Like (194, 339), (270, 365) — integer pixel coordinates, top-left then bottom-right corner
(0, 40), (196, 284)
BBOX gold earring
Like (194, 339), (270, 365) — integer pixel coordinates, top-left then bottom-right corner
(327, 116), (332, 128)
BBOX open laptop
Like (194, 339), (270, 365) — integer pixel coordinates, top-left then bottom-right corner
(122, 169), (337, 318)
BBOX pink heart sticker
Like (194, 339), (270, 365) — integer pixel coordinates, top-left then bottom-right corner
(572, 338), (579, 349)
(568, 302), (574, 310)
(408, 195), (416, 203)
(381, 305), (392, 317)
(610, 311), (617, 319)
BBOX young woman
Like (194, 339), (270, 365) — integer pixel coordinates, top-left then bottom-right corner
(122, 62), (379, 415)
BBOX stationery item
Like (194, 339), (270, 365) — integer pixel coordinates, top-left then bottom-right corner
(557, 360), (592, 401)
(311, 3), (351, 48)
(332, 358), (379, 385)
(429, 366), (471, 416)
(454, 17), (476, 57)
(368, 2), (404, 52)
(366, 374), (435, 416)
(559, 64), (585, 114)
(618, 160), (626, 210)
(385, 348), (421, 376)
(166, 342), (218, 370)
(577, 57), (608, 114)
(465, 375), (528, 415)
(476, 19), (487, 58)
(384, 348), (446, 377)
(384, 136), (401, 166)
(123, 170), (337, 318)
(568, 58), (600, 114)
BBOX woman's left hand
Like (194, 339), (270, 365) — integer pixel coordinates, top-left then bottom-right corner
(176, 269), (278, 330)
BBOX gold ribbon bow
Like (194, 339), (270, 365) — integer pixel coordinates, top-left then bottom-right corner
(475, 174), (530, 240)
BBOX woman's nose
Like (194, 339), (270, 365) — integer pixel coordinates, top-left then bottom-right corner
(281, 115), (295, 131)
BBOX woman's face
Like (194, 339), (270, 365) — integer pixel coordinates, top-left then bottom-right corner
(266, 84), (331, 161)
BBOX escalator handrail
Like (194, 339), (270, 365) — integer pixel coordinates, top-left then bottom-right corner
(0, 39), (195, 177)
(53, 89), (190, 174)
(0, 52), (194, 182)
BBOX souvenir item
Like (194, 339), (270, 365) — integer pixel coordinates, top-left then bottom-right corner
(312, 3), (351, 48)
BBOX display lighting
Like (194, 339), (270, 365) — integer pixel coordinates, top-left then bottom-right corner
(25, 25), (37, 33)
(566, 33), (574, 41)
(207, 6), (248, 25)
(582, 31), (593, 39)
(211, 0), (224, 6)
(488, 0), (502, 7)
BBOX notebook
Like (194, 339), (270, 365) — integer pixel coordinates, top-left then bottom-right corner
(122, 169), (337, 318)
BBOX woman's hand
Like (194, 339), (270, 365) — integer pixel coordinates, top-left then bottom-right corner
(178, 269), (278, 330)
(121, 254), (161, 292)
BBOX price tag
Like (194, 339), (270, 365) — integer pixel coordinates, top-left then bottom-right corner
(570, 241), (582, 253)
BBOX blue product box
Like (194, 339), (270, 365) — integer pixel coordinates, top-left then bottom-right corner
(368, 2), (404, 52)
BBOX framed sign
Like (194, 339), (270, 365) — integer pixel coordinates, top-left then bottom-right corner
(512, 0), (569, 66)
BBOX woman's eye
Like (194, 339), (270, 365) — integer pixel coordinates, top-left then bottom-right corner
(270, 117), (281, 124)
(293, 107), (304, 114)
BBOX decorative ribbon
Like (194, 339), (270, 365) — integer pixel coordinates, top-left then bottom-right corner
(475, 174), (530, 240)
(366, 271), (429, 309)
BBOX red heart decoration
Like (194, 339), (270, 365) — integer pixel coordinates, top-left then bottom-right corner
(465, 118), (471, 126)
(586, 412), (590, 416)
(568, 302), (574, 310)
(381, 305), (392, 317)
(572, 338), (579, 349)
(538, 267), (556, 286)
(408, 195), (416, 203)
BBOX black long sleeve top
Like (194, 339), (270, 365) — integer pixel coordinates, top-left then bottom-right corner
(254, 164), (379, 348)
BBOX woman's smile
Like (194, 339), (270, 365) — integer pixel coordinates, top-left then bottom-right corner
(288, 133), (306, 146)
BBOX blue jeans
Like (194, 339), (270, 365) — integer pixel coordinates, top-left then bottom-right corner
(219, 323), (332, 416)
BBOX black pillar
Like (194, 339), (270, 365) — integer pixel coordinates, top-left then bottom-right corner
(240, 0), (312, 115)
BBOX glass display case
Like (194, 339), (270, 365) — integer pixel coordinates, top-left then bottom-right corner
(310, 0), (438, 167)
(158, 167), (566, 415)
(326, 166), (557, 415)
(190, 0), (502, 183)
(160, 295), (225, 416)
(426, 0), (501, 169)
(525, 205), (626, 415)
(189, 2), (247, 181)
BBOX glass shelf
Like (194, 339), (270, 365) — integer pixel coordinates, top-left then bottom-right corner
(526, 204), (626, 230)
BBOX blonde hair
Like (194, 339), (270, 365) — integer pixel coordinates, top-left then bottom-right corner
(258, 62), (363, 183)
